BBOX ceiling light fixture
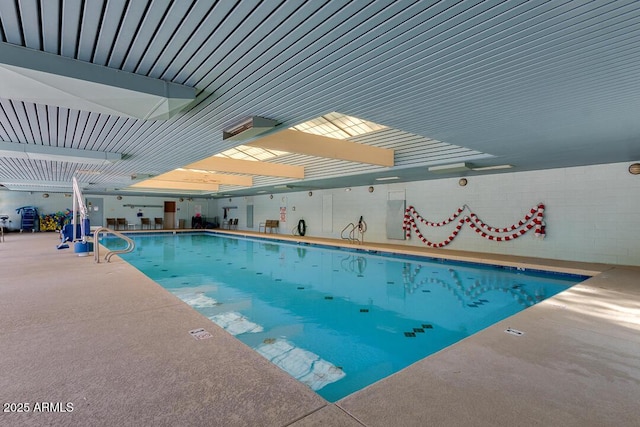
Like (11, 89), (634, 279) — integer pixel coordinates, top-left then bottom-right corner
(471, 164), (513, 171)
(428, 162), (470, 173)
(628, 163), (640, 175)
(375, 176), (399, 181)
(0, 141), (121, 165)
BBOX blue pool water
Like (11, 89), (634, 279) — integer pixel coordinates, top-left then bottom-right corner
(103, 232), (585, 402)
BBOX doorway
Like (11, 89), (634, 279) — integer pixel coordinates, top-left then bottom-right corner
(86, 198), (104, 227)
(164, 201), (176, 229)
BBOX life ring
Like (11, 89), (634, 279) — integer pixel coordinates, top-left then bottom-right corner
(297, 219), (307, 236)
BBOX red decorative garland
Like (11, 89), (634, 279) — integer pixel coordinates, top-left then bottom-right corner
(403, 203), (545, 248)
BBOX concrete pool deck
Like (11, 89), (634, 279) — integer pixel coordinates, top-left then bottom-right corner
(1, 230), (639, 426)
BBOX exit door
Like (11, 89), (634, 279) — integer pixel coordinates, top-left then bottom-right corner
(164, 201), (176, 229)
(86, 198), (104, 227)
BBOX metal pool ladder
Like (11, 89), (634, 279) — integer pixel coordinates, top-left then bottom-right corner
(93, 227), (135, 263)
(341, 216), (367, 244)
(341, 222), (358, 243)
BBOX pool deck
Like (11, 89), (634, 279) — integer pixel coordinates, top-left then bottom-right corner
(1, 230), (639, 426)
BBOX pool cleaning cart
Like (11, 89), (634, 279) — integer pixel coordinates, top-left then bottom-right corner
(16, 206), (38, 232)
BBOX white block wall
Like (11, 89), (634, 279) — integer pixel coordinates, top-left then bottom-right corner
(0, 191), (215, 230)
(231, 162), (640, 266)
(4, 161), (637, 266)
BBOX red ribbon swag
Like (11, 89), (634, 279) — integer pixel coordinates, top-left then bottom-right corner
(402, 203), (546, 248)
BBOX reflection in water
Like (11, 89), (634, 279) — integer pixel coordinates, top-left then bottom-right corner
(341, 255), (367, 275)
(400, 262), (543, 307)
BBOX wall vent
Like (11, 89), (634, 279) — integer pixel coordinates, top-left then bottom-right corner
(223, 117), (278, 141)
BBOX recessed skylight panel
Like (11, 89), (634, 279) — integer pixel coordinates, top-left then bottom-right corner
(216, 145), (290, 162)
(291, 112), (386, 140)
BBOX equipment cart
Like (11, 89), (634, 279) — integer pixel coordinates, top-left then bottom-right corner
(16, 206), (38, 232)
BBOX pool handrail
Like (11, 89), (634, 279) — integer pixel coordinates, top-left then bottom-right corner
(341, 222), (364, 244)
(93, 227), (135, 263)
(341, 220), (366, 245)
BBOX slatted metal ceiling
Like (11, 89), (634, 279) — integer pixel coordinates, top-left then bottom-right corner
(0, 0), (639, 196)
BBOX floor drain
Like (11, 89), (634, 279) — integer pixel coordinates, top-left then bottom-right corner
(404, 332), (416, 337)
(505, 328), (525, 336)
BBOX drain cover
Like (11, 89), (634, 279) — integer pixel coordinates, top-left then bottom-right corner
(189, 328), (213, 340)
(504, 328), (525, 336)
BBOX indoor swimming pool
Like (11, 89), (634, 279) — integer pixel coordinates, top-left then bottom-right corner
(102, 232), (586, 402)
